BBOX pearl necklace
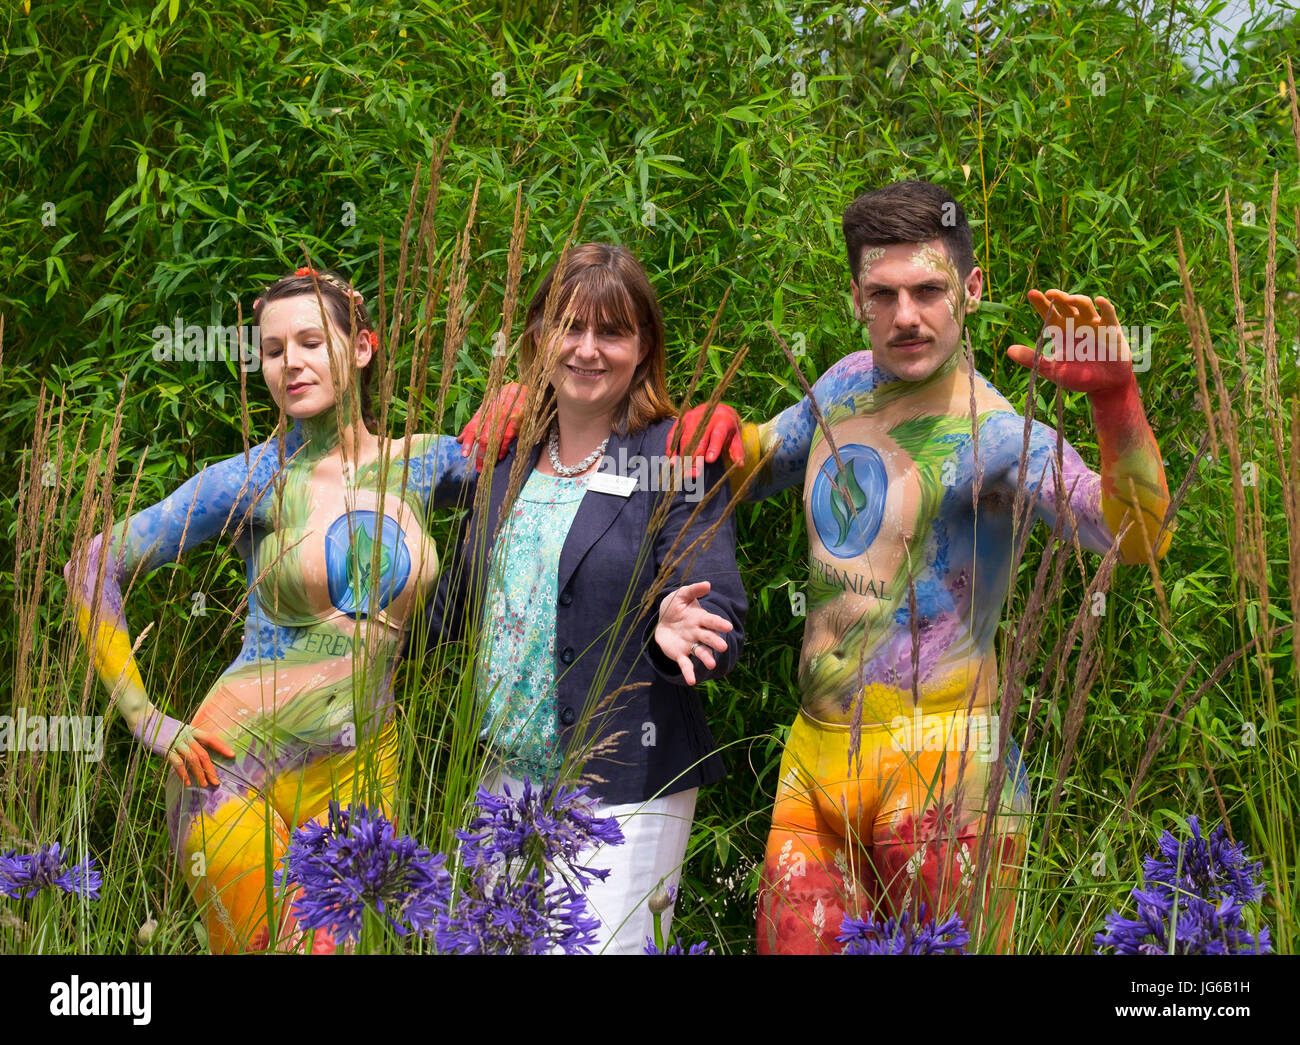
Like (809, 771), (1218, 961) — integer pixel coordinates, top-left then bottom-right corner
(548, 425), (609, 477)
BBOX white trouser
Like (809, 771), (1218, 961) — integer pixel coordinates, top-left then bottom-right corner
(485, 770), (698, 955)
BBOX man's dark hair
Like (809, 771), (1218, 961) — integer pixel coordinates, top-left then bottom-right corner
(842, 180), (976, 283)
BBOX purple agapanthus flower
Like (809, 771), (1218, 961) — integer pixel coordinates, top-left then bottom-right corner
(1095, 816), (1271, 955)
(436, 866), (603, 954)
(0, 843), (101, 900)
(436, 777), (624, 954)
(1143, 816), (1264, 906)
(277, 802), (450, 943)
(1096, 892), (1271, 956)
(838, 906), (970, 955)
(644, 936), (712, 954)
(456, 777), (625, 890)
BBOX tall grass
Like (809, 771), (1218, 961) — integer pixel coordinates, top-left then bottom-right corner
(3, 1), (1298, 953)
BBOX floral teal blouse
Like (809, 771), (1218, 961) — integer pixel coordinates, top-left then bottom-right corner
(478, 469), (590, 781)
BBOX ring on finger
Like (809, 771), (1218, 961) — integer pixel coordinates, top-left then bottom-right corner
(689, 641), (702, 658)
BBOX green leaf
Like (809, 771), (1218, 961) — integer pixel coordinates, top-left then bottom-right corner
(84, 293), (124, 321)
(76, 111), (95, 156)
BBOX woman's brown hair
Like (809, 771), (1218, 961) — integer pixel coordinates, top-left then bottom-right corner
(519, 243), (676, 435)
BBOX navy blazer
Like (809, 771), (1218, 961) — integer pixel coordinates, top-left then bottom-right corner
(427, 417), (747, 804)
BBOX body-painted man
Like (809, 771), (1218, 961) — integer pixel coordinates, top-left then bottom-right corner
(64, 269), (500, 952)
(674, 181), (1171, 953)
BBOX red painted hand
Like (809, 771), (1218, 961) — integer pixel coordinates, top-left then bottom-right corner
(457, 382), (527, 470)
(1007, 290), (1135, 394)
(168, 722), (236, 788)
(666, 403), (744, 479)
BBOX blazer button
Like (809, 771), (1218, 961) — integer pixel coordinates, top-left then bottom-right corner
(559, 590), (573, 606)
(560, 647), (575, 664)
(560, 706), (576, 725)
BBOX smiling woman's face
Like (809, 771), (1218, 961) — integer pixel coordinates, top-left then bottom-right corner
(258, 294), (372, 419)
(547, 307), (648, 424)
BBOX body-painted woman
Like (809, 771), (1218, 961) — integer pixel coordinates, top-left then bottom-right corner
(674, 181), (1171, 953)
(64, 269), (502, 952)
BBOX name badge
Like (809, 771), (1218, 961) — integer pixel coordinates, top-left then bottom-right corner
(588, 472), (638, 498)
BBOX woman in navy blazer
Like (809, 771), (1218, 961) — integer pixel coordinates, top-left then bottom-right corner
(429, 243), (746, 952)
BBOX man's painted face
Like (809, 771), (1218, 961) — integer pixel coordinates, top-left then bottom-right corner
(850, 240), (983, 382)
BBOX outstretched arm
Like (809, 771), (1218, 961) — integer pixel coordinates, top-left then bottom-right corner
(63, 452), (262, 783)
(1007, 290), (1171, 563)
(667, 353), (876, 501)
(653, 581), (736, 687)
(644, 456), (747, 685)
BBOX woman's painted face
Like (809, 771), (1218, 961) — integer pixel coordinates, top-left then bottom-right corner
(547, 307), (647, 423)
(258, 294), (373, 420)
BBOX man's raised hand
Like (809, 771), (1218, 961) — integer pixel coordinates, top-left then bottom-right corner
(1007, 290), (1136, 395)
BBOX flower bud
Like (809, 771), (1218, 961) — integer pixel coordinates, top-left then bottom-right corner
(648, 882), (674, 916)
(136, 917), (157, 947)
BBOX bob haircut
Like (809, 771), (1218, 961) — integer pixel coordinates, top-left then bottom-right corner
(519, 243), (676, 436)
